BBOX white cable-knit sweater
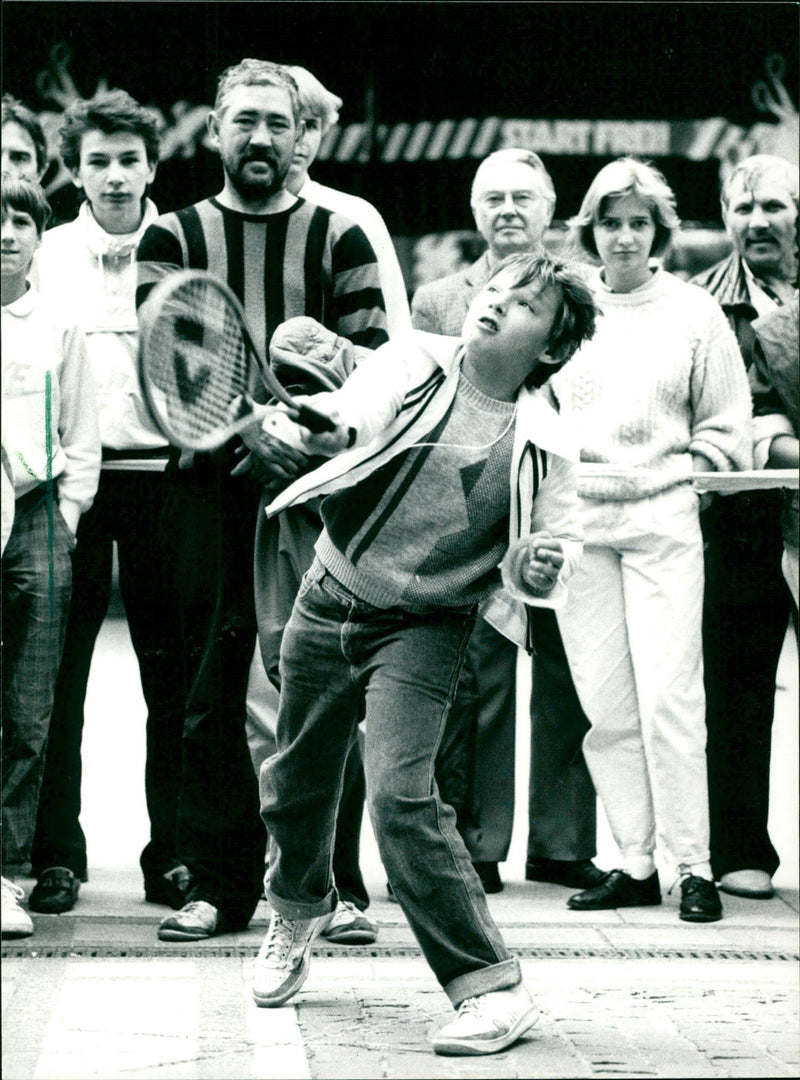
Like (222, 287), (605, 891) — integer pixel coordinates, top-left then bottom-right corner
(548, 265), (754, 501)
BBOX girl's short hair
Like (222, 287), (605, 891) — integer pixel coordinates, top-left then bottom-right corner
(283, 66), (342, 135)
(487, 252), (599, 385)
(1, 176), (51, 235)
(569, 157), (680, 259)
(59, 89), (161, 172)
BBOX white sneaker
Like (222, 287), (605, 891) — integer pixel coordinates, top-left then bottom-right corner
(718, 869), (774, 899)
(158, 900), (219, 941)
(1, 877), (33, 938)
(322, 899), (378, 944)
(252, 909), (333, 1007)
(432, 982), (539, 1056)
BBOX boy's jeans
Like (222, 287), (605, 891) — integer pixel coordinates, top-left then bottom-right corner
(260, 557), (521, 1006)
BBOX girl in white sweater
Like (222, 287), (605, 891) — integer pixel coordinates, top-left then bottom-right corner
(550, 159), (753, 923)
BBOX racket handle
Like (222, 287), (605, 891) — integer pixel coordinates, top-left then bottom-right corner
(295, 403), (338, 434)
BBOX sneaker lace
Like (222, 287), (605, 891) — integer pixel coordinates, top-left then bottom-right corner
(1, 877), (25, 904)
(179, 900), (215, 921)
(457, 996), (481, 1017)
(263, 914), (296, 963)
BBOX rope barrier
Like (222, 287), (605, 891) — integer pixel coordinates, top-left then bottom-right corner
(576, 466), (798, 493)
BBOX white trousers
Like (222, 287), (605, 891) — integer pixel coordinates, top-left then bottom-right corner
(557, 485), (710, 870)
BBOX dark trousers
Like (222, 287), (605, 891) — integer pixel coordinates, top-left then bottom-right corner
(2, 488), (74, 873)
(253, 498), (369, 909)
(703, 494), (790, 880)
(438, 607), (597, 867)
(438, 618), (517, 862)
(527, 606), (597, 863)
(31, 471), (183, 881)
(160, 464), (266, 926)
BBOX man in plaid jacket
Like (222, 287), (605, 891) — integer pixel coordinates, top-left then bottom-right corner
(411, 149), (605, 897)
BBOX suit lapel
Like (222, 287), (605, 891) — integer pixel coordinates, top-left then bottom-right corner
(461, 251), (493, 315)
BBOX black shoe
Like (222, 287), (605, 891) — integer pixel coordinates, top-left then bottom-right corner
(568, 869), (661, 910)
(28, 867), (80, 914)
(526, 857), (609, 890)
(144, 862), (193, 909)
(679, 875), (722, 923)
(473, 861), (503, 894)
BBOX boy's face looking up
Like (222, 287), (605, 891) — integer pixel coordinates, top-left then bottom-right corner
(72, 129), (156, 235)
(1, 205), (41, 303)
(461, 268), (562, 399)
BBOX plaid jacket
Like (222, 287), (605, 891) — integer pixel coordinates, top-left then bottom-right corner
(410, 251), (494, 335)
(691, 252), (787, 562)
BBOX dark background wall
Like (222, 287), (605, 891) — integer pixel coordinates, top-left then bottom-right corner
(3, 1), (798, 233)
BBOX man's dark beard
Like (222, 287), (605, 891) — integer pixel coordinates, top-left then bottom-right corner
(227, 155), (290, 202)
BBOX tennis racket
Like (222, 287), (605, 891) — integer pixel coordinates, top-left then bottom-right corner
(138, 269), (337, 451)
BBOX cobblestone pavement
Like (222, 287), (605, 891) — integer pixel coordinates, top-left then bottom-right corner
(3, 871), (798, 1079)
(3, 950), (798, 1078)
(2, 618), (798, 1078)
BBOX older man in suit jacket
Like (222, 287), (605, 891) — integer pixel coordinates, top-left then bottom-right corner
(412, 149), (605, 895)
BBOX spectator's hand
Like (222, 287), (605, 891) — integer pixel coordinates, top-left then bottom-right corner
(767, 434), (800, 470)
(231, 411), (308, 484)
(521, 532), (564, 595)
(692, 453), (715, 511)
(264, 399), (356, 458)
(58, 500), (80, 536)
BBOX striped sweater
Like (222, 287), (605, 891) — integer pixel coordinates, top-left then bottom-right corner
(136, 195), (388, 358)
(318, 371), (518, 610)
(136, 195), (388, 477)
(266, 325), (583, 646)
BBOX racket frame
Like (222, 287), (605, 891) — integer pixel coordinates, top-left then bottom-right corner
(139, 269), (336, 450)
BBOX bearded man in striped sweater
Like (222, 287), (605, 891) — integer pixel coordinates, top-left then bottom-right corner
(136, 59), (388, 942)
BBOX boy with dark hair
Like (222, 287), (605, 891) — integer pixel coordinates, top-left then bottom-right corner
(1, 178), (100, 937)
(2, 95), (48, 181)
(56, 89), (161, 180)
(253, 252), (597, 1057)
(29, 89), (186, 916)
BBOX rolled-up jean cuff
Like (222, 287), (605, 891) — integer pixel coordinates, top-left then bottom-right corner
(266, 884), (337, 922)
(444, 957), (522, 1008)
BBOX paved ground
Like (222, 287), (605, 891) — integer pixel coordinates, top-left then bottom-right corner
(2, 615), (798, 1078)
(3, 869), (799, 1080)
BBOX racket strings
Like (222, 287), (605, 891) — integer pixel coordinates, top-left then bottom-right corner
(157, 281), (251, 442)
